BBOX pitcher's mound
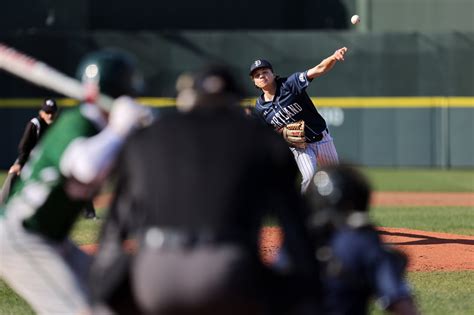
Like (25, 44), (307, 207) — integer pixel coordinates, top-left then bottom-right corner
(260, 227), (474, 272)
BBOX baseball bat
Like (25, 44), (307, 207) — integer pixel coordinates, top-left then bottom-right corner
(0, 43), (113, 111)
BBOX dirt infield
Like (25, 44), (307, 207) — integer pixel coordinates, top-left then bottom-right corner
(372, 191), (474, 207)
(83, 227), (474, 272)
(259, 191), (474, 272)
(95, 191), (474, 209)
(259, 227), (474, 272)
(92, 191), (474, 272)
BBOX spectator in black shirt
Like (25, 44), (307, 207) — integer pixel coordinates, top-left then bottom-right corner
(9, 98), (58, 175)
(1, 99), (57, 204)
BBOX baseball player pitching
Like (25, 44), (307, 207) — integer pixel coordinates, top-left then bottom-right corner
(249, 47), (347, 192)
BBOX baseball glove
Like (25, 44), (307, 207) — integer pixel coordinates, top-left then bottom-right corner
(280, 120), (307, 149)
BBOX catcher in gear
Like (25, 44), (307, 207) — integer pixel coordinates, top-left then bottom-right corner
(306, 164), (419, 315)
(249, 50), (346, 193)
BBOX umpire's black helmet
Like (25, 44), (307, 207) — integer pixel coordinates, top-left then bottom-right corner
(307, 164), (371, 215)
(192, 64), (243, 97)
(175, 64), (244, 112)
(76, 49), (144, 99)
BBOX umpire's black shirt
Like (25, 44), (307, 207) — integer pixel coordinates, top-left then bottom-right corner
(98, 103), (315, 273)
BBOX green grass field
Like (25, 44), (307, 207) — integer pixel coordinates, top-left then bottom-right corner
(1, 168), (473, 314)
(361, 167), (474, 192)
(1, 167), (473, 193)
(371, 206), (474, 235)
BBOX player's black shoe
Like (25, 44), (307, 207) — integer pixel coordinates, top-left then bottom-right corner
(84, 211), (99, 220)
(83, 201), (98, 220)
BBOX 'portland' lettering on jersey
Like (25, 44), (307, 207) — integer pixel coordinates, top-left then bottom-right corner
(254, 71), (327, 142)
(270, 103), (303, 127)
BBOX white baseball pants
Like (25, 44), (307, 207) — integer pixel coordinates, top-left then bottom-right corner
(0, 212), (91, 315)
(290, 129), (339, 193)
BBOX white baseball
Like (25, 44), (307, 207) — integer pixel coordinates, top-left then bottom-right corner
(351, 15), (360, 25)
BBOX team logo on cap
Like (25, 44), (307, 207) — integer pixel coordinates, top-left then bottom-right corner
(254, 60), (262, 67)
(45, 99), (55, 107)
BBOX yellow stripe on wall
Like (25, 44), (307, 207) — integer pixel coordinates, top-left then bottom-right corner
(0, 97), (473, 109)
(312, 97), (474, 108)
(244, 97), (474, 108)
(137, 97), (177, 107)
(0, 98), (80, 108)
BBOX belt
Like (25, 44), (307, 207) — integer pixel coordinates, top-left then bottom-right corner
(142, 227), (244, 250)
(308, 128), (328, 143)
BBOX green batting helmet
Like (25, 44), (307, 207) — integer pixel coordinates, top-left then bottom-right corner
(76, 49), (144, 99)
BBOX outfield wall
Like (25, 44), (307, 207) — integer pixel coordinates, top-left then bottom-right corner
(0, 31), (473, 168)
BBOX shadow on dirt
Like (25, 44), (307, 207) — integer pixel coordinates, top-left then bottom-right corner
(378, 230), (474, 246)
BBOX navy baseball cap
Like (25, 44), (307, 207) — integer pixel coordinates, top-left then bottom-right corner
(249, 59), (273, 76)
(41, 98), (58, 113)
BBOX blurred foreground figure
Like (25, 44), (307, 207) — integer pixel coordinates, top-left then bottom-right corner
(306, 164), (419, 315)
(0, 49), (151, 315)
(90, 65), (318, 315)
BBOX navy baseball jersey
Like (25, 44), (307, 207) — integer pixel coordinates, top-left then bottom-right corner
(254, 71), (327, 143)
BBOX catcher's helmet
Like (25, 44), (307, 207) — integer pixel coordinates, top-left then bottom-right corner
(76, 49), (143, 99)
(307, 164), (371, 215)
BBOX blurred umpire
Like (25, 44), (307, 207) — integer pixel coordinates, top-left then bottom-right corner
(90, 64), (319, 315)
(304, 164), (419, 315)
(0, 98), (58, 204)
